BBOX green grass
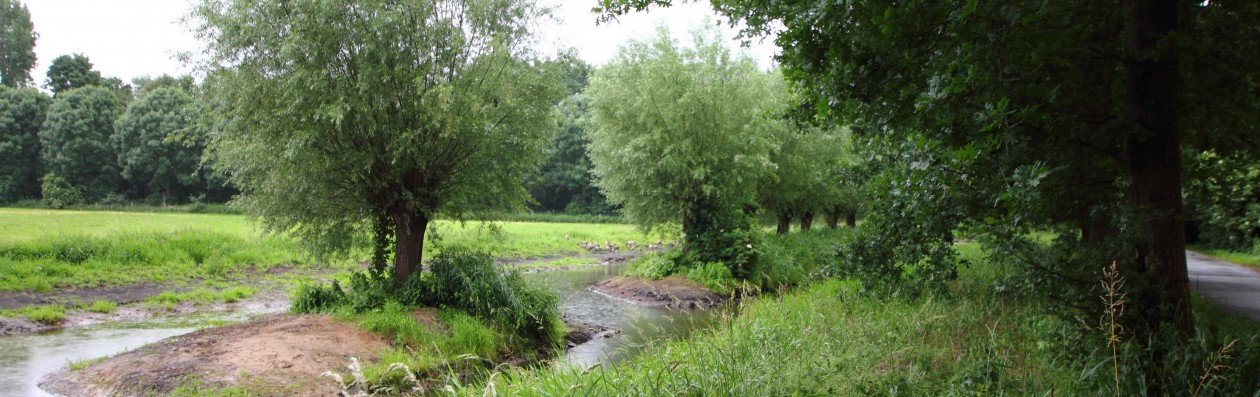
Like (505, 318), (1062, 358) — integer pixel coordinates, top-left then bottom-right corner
(0, 208), (655, 293)
(1, 304), (67, 324)
(1191, 245), (1260, 268)
(67, 356), (107, 371)
(443, 240), (1260, 396)
(143, 287), (258, 308)
(86, 300), (117, 313)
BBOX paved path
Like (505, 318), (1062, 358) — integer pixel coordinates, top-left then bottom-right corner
(1187, 250), (1260, 322)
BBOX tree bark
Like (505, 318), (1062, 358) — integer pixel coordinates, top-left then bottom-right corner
(799, 211), (814, 232)
(846, 211), (857, 228)
(391, 209), (429, 285)
(776, 212), (792, 235)
(825, 205), (841, 229)
(1123, 0), (1192, 334)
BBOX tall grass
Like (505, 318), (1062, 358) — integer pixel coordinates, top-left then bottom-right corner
(443, 241), (1260, 396)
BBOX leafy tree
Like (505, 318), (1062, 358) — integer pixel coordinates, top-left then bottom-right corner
(1184, 150), (1260, 252)
(759, 122), (855, 233)
(112, 87), (201, 204)
(0, 86), (49, 201)
(528, 94), (613, 215)
(584, 24), (782, 274)
(0, 0), (37, 88)
(38, 85), (121, 201)
(193, 0), (565, 284)
(44, 54), (102, 95)
(526, 53), (612, 215)
(131, 74), (196, 99)
(599, 1), (1260, 348)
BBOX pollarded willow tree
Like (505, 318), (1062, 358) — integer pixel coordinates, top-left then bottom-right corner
(585, 24), (782, 276)
(193, 0), (565, 284)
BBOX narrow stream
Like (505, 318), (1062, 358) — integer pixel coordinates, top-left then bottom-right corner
(0, 262), (721, 396)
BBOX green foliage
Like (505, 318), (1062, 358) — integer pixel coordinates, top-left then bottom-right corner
(289, 280), (346, 314)
(112, 87), (203, 203)
(39, 172), (83, 209)
(39, 85), (122, 201)
(0, 87), (50, 202)
(625, 251), (684, 280)
(43, 54), (103, 95)
(194, 0), (566, 283)
(0, 0), (37, 88)
(584, 23), (782, 271)
(685, 262), (734, 295)
(527, 94), (613, 215)
(1184, 150), (1260, 253)
(407, 250), (564, 347)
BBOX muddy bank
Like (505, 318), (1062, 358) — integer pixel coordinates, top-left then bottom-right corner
(590, 276), (726, 309)
(40, 313), (390, 396)
(564, 320), (618, 347)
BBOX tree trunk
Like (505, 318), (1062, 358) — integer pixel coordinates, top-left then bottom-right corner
(826, 206), (841, 229)
(1123, 0), (1192, 334)
(846, 211), (857, 227)
(799, 211), (814, 232)
(391, 209), (429, 285)
(776, 212), (792, 235)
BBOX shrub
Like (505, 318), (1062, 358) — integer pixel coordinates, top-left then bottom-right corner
(40, 172), (84, 209)
(626, 251), (683, 280)
(291, 280), (346, 314)
(686, 262), (734, 295)
(409, 250), (564, 347)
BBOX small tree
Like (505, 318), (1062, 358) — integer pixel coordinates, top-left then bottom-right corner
(39, 85), (122, 201)
(112, 87), (201, 204)
(0, 86), (50, 202)
(193, 0), (564, 284)
(585, 24), (783, 275)
(0, 0), (37, 88)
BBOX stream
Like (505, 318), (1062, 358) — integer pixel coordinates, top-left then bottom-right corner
(0, 262), (722, 396)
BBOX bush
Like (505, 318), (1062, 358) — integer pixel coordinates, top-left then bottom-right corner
(626, 251), (684, 280)
(40, 172), (84, 209)
(686, 262), (734, 295)
(406, 250), (564, 347)
(291, 280), (346, 314)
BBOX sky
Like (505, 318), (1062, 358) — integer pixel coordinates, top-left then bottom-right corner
(23, 0), (780, 87)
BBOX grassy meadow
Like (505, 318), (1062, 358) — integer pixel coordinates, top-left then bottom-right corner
(0, 208), (655, 293)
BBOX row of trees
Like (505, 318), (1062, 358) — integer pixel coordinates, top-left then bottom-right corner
(0, 62), (229, 205)
(594, 0), (1260, 385)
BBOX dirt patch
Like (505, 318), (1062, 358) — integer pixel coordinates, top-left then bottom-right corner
(0, 316), (53, 336)
(590, 275), (726, 309)
(40, 313), (391, 396)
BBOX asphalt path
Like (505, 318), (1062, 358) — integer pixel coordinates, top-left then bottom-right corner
(1187, 250), (1260, 322)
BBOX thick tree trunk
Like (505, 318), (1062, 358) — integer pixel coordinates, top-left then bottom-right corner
(391, 209), (429, 285)
(799, 211), (814, 232)
(776, 212), (792, 235)
(846, 211), (857, 228)
(825, 206), (841, 229)
(1124, 0), (1192, 334)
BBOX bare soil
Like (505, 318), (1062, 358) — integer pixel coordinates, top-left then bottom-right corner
(590, 275), (727, 309)
(0, 266), (330, 337)
(40, 313), (391, 397)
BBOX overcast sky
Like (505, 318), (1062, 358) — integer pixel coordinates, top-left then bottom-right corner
(24, 0), (779, 86)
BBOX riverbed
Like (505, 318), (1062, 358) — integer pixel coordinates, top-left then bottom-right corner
(0, 262), (722, 396)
